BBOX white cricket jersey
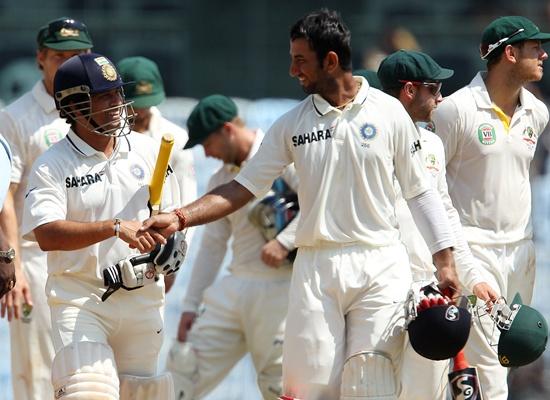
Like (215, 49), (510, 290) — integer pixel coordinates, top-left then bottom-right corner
(395, 127), (484, 290)
(432, 72), (549, 245)
(235, 77), (431, 248)
(142, 106), (197, 208)
(0, 81), (69, 248)
(21, 130), (180, 279)
(182, 130), (296, 313)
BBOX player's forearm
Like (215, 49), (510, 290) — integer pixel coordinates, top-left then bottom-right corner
(182, 180), (254, 228)
(33, 220), (115, 251)
(406, 188), (455, 254)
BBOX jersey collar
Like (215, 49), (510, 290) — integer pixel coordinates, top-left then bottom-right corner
(32, 80), (57, 114)
(66, 129), (131, 158)
(470, 71), (535, 111)
(311, 76), (369, 116)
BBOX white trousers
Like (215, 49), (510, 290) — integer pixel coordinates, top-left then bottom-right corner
(282, 243), (412, 400)
(9, 246), (55, 400)
(465, 240), (536, 400)
(399, 336), (449, 400)
(188, 273), (290, 399)
(47, 274), (165, 377)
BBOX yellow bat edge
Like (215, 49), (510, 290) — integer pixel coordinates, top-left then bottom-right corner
(149, 133), (175, 215)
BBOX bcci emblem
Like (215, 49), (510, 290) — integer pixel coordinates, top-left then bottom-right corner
(477, 123), (496, 145)
(360, 123), (377, 141)
(130, 164), (145, 180)
(101, 64), (117, 81)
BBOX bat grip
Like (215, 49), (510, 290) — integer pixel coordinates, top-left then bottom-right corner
(453, 349), (469, 371)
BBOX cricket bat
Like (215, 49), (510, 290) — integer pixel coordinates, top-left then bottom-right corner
(448, 349), (483, 400)
(149, 133), (174, 216)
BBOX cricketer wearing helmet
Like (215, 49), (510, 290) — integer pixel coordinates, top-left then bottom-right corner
(377, 50), (499, 400)
(432, 16), (550, 399)
(166, 95), (299, 400)
(20, 53), (181, 400)
(0, 17), (93, 400)
(140, 9), (461, 400)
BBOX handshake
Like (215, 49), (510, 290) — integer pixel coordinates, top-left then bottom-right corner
(102, 231), (187, 301)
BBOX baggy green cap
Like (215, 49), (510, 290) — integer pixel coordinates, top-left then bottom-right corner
(354, 69), (382, 90)
(37, 17), (93, 51)
(481, 16), (550, 59)
(185, 95), (238, 149)
(117, 56), (165, 109)
(497, 293), (548, 367)
(377, 50), (454, 90)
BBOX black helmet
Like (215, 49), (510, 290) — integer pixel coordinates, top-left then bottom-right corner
(407, 285), (471, 360)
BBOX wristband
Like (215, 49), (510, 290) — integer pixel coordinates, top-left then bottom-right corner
(174, 209), (187, 231)
(114, 218), (121, 238)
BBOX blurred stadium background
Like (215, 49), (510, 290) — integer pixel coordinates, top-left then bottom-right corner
(1, 0), (550, 399)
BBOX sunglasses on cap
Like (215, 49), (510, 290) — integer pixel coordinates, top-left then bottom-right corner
(48, 18), (87, 34)
(399, 80), (442, 96)
(481, 28), (525, 59)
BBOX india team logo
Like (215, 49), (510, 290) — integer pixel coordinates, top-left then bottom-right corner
(477, 123), (496, 145)
(360, 123), (377, 140)
(130, 164), (145, 180)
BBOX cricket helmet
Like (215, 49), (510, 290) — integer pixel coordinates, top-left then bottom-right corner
(54, 52), (135, 137)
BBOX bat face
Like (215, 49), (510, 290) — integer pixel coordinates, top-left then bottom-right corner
(448, 367), (483, 400)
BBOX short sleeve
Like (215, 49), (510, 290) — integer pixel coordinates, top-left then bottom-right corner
(236, 118), (293, 198)
(21, 158), (67, 241)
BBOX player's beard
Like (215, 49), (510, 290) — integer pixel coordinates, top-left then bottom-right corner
(302, 74), (338, 98)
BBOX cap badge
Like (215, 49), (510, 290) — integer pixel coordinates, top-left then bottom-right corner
(59, 27), (80, 37)
(102, 64), (118, 81)
(136, 81), (153, 95)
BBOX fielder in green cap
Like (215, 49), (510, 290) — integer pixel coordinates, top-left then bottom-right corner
(432, 16), (550, 399)
(166, 93), (298, 400)
(185, 94), (238, 151)
(378, 50), (453, 120)
(116, 55), (197, 260)
(0, 16), (93, 400)
(379, 49), (499, 400)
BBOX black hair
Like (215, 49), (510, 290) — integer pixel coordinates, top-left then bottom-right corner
(290, 8), (352, 71)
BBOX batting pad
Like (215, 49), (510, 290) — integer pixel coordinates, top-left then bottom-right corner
(119, 373), (174, 400)
(51, 341), (119, 399)
(341, 352), (397, 399)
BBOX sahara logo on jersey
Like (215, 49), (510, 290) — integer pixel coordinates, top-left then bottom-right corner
(477, 123), (496, 145)
(65, 172), (103, 188)
(292, 128), (333, 147)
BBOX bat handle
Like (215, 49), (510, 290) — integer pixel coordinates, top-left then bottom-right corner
(453, 349), (469, 371)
